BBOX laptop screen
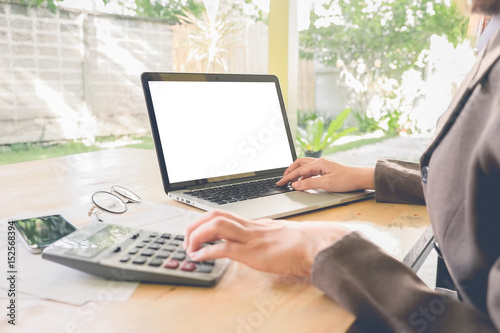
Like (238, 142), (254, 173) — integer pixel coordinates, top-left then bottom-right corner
(147, 78), (295, 185)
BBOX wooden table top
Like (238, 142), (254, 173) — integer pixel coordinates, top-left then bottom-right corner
(0, 148), (430, 333)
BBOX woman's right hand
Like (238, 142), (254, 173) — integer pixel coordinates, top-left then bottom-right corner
(276, 157), (375, 192)
(184, 210), (351, 276)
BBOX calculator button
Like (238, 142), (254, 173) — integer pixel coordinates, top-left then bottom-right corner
(113, 246), (122, 253)
(132, 256), (147, 265)
(148, 244), (161, 250)
(164, 259), (179, 269)
(141, 249), (156, 257)
(156, 250), (171, 259)
(169, 240), (182, 246)
(142, 239), (151, 243)
(149, 233), (159, 238)
(196, 264), (213, 273)
(154, 238), (167, 244)
(164, 245), (176, 252)
(128, 249), (139, 255)
(172, 253), (186, 261)
(161, 233), (171, 239)
(131, 233), (140, 240)
(203, 259), (215, 266)
(136, 243), (146, 248)
(148, 258), (163, 267)
(174, 235), (184, 241)
(180, 262), (196, 272)
(119, 255), (131, 263)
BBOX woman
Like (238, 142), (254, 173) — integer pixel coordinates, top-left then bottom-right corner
(183, 1), (500, 331)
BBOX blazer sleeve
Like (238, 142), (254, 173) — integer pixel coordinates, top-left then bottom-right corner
(374, 159), (425, 205)
(311, 231), (499, 332)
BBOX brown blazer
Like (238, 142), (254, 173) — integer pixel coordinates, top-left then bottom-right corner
(311, 29), (500, 332)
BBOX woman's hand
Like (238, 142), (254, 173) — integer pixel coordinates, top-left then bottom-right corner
(184, 210), (351, 276)
(276, 157), (375, 192)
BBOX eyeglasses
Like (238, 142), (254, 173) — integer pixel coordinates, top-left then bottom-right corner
(88, 185), (142, 220)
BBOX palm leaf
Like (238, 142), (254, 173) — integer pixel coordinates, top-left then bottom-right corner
(319, 127), (358, 150)
(309, 117), (324, 151)
(324, 108), (351, 139)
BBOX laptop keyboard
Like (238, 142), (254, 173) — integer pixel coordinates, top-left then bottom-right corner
(184, 177), (294, 205)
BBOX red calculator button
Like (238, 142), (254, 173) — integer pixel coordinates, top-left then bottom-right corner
(180, 262), (196, 272)
(164, 259), (179, 269)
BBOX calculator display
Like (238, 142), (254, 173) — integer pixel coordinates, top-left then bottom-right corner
(62, 224), (131, 258)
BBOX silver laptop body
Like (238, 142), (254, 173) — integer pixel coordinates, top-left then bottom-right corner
(141, 72), (373, 219)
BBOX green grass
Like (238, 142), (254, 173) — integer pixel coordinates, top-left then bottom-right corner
(0, 134), (156, 165)
(121, 134), (155, 149)
(0, 141), (102, 165)
(322, 134), (396, 155)
(0, 133), (395, 166)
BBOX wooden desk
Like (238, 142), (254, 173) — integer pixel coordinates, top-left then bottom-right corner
(0, 148), (431, 333)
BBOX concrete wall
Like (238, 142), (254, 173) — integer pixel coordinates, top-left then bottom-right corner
(0, 1), (268, 145)
(0, 2), (175, 144)
(314, 61), (349, 119)
(83, 14), (174, 141)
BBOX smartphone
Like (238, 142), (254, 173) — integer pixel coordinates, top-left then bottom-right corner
(12, 214), (77, 253)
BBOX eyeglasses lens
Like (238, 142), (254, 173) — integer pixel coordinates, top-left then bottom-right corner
(111, 186), (141, 203)
(92, 192), (127, 214)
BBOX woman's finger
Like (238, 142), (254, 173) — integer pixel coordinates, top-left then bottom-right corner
(276, 158), (316, 185)
(184, 210), (250, 249)
(186, 215), (252, 253)
(292, 176), (333, 191)
(277, 162), (326, 187)
(284, 158), (315, 174)
(189, 241), (248, 263)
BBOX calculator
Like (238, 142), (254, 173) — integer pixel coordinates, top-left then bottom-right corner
(42, 222), (230, 287)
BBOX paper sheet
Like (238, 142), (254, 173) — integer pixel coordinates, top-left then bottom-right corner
(0, 201), (201, 305)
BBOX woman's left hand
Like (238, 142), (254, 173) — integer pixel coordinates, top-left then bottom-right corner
(184, 209), (351, 276)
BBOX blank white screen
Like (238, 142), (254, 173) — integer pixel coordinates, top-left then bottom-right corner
(149, 81), (294, 183)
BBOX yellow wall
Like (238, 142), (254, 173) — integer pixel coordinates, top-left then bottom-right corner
(268, 0), (289, 105)
(268, 0), (298, 135)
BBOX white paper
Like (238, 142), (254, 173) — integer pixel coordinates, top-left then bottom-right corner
(0, 201), (201, 305)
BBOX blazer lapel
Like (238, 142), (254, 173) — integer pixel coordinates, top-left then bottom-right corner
(468, 28), (500, 89)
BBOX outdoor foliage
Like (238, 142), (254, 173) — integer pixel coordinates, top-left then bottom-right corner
(298, 109), (320, 125)
(296, 108), (358, 153)
(301, 0), (468, 78)
(300, 0), (469, 134)
(383, 109), (405, 135)
(175, 5), (239, 72)
(352, 110), (382, 133)
(20, 0), (208, 22)
(20, 0), (54, 10)
(134, 0), (204, 22)
(20, 0), (87, 12)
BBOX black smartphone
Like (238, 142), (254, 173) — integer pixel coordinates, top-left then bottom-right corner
(12, 214), (77, 253)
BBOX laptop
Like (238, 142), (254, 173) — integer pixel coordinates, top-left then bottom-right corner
(141, 72), (373, 219)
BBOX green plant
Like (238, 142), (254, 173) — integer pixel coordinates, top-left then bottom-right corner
(0, 140), (101, 165)
(380, 108), (420, 135)
(300, 0), (467, 78)
(382, 109), (403, 135)
(296, 108), (358, 154)
(300, 0), (469, 123)
(135, 0), (204, 22)
(353, 110), (383, 133)
(297, 109), (318, 127)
